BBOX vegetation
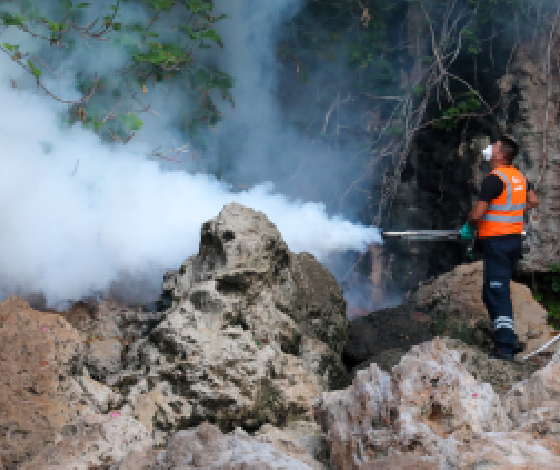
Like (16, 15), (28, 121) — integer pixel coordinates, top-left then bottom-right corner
(1, 0), (557, 209)
(0, 0), (233, 153)
(531, 263), (560, 331)
(276, 0), (553, 222)
(430, 311), (474, 345)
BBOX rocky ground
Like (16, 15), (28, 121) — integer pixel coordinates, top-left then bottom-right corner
(345, 305), (543, 400)
(2, 204), (560, 469)
(343, 259), (559, 400)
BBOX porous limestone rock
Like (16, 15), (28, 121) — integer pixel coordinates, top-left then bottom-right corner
(96, 203), (348, 448)
(0, 296), (125, 468)
(158, 202), (350, 391)
(116, 421), (327, 469)
(47, 299), (166, 384)
(314, 336), (560, 469)
(12, 201), (560, 469)
(289, 252), (350, 391)
(405, 260), (558, 361)
(108, 297), (323, 447)
(19, 411), (152, 470)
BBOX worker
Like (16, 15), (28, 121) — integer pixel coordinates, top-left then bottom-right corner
(463, 136), (539, 362)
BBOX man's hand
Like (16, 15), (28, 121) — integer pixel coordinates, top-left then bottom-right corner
(526, 188), (539, 210)
(468, 200), (489, 224)
(461, 222), (474, 240)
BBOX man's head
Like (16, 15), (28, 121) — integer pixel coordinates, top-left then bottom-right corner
(490, 136), (518, 168)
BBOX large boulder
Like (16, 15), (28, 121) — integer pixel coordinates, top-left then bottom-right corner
(288, 252), (349, 390)
(116, 421), (325, 469)
(405, 260), (558, 361)
(314, 336), (560, 468)
(158, 202), (350, 391)
(99, 203), (349, 447)
(0, 296), (132, 468)
(10, 202), (347, 464)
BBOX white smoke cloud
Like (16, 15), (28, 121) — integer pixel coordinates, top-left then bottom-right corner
(0, 0), (384, 310)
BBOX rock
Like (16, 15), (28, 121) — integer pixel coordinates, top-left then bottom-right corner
(108, 296), (323, 447)
(267, 420), (330, 467)
(503, 347), (560, 431)
(44, 298), (166, 383)
(342, 303), (435, 377)
(124, 421), (320, 469)
(19, 411), (152, 469)
(0, 296), (122, 468)
(8, 201), (560, 470)
(92, 203), (347, 450)
(405, 260), (558, 360)
(159, 203), (350, 391)
(314, 336), (560, 468)
(289, 252), (350, 391)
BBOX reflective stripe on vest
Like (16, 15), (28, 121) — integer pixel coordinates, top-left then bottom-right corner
(481, 169), (526, 222)
(481, 214), (524, 222)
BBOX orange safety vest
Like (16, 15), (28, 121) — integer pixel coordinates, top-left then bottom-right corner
(478, 166), (526, 238)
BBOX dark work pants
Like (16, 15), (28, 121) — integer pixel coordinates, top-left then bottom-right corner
(481, 236), (522, 354)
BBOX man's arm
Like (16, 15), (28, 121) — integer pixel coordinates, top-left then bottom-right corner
(526, 188), (539, 210)
(469, 174), (502, 225)
(468, 200), (489, 224)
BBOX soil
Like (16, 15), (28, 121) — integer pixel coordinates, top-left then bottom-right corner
(342, 302), (544, 400)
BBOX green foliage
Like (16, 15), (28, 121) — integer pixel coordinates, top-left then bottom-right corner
(0, 0), (233, 149)
(27, 59), (41, 79)
(119, 112), (143, 132)
(461, 0), (537, 57)
(432, 91), (482, 132)
(531, 263), (560, 330)
(431, 311), (473, 345)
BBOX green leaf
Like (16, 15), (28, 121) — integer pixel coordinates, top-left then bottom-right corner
(412, 85), (424, 96)
(2, 43), (19, 52)
(1, 13), (25, 26)
(59, 0), (73, 10)
(119, 112), (143, 131)
(147, 32), (160, 37)
(110, 4), (119, 11)
(199, 29), (221, 44)
(27, 59), (41, 79)
(179, 25), (198, 40)
(76, 3), (91, 8)
(186, 1), (212, 13)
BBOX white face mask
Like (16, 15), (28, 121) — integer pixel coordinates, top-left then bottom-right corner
(482, 144), (493, 161)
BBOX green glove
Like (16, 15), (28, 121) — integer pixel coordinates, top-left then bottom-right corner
(461, 222), (474, 240)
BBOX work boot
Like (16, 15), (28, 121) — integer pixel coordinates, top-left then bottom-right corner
(489, 348), (514, 362)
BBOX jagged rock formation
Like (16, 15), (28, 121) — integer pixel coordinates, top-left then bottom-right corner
(314, 336), (560, 469)
(2, 203), (560, 469)
(0, 203), (347, 469)
(405, 260), (558, 362)
(497, 39), (560, 272)
(364, 32), (560, 300)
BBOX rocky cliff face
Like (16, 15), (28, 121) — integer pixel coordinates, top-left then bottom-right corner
(498, 39), (560, 272)
(369, 35), (560, 299)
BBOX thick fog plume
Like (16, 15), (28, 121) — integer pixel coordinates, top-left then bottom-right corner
(0, 0), (385, 310)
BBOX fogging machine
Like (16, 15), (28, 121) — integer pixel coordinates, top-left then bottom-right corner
(382, 230), (528, 258)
